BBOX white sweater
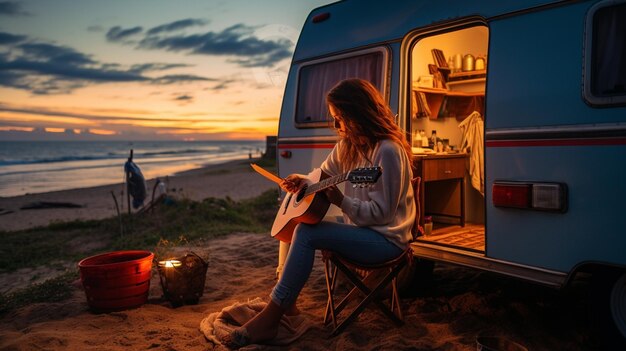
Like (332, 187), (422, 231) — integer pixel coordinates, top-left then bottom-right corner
(319, 139), (415, 249)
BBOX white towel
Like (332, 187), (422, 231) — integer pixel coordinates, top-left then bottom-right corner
(459, 111), (484, 196)
(200, 297), (313, 349)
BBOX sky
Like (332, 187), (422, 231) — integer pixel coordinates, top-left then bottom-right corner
(0, 0), (333, 141)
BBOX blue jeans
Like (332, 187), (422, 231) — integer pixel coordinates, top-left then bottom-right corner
(270, 221), (404, 308)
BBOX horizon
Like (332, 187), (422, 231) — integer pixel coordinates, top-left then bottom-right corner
(0, 0), (333, 141)
(0, 129), (271, 142)
(0, 137), (270, 142)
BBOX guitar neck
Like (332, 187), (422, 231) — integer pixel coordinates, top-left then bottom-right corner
(304, 172), (349, 197)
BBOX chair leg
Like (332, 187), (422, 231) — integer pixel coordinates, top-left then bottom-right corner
(323, 259), (338, 328)
(368, 262), (406, 325)
(391, 276), (403, 320)
(328, 258), (407, 335)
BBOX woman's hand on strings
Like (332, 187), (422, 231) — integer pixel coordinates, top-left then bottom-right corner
(281, 174), (304, 193)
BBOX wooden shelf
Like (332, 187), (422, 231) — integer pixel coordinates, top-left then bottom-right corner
(448, 70), (486, 82)
(414, 87), (483, 97)
(412, 87), (485, 120)
(446, 78), (486, 88)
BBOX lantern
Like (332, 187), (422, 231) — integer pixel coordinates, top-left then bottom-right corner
(157, 252), (208, 307)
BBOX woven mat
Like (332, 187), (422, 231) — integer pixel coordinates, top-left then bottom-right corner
(418, 225), (485, 251)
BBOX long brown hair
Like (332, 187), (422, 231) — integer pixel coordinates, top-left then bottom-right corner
(326, 78), (412, 170)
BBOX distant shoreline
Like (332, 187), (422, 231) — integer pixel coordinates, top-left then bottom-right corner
(0, 140), (266, 198)
(1, 157), (253, 200)
(0, 157), (278, 232)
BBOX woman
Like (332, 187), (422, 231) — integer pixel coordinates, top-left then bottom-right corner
(224, 78), (415, 347)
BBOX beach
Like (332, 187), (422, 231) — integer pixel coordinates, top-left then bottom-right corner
(0, 159), (598, 350)
(0, 159), (274, 232)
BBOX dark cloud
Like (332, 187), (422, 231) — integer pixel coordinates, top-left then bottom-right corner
(106, 26), (143, 42)
(2, 42), (142, 85)
(209, 78), (236, 91)
(137, 23), (293, 67)
(0, 104), (241, 123)
(173, 94), (193, 102)
(0, 33), (217, 94)
(153, 74), (215, 84)
(0, 1), (25, 16)
(1, 58), (146, 81)
(0, 104), (169, 122)
(147, 18), (208, 35)
(0, 70), (30, 89)
(31, 80), (86, 95)
(227, 43), (292, 67)
(0, 31), (27, 45)
(19, 43), (96, 65)
(129, 63), (190, 73)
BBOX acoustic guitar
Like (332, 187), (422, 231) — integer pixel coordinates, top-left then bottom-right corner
(271, 166), (382, 242)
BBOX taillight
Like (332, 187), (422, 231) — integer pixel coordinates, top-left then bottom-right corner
(492, 182), (567, 212)
(492, 183), (531, 208)
(312, 12), (330, 23)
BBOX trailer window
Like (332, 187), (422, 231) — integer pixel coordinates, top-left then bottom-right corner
(295, 51), (385, 127)
(583, 1), (626, 106)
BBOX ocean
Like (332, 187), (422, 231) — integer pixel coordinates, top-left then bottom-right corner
(0, 140), (265, 197)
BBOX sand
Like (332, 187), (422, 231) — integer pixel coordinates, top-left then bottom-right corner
(0, 159), (278, 232)
(0, 159), (598, 350)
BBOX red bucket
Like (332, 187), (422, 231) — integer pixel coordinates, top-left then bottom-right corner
(78, 250), (154, 312)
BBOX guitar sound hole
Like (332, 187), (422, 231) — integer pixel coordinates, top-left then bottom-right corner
(295, 185), (307, 203)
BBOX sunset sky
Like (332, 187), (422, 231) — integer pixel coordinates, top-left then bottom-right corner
(0, 0), (332, 141)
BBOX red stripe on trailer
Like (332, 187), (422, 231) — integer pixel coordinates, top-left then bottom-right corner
(486, 137), (626, 147)
(278, 143), (335, 149)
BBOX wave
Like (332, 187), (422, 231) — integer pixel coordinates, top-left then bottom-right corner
(0, 152), (255, 197)
(140, 147), (217, 157)
(0, 150), (247, 177)
(0, 154), (127, 166)
(0, 146), (227, 166)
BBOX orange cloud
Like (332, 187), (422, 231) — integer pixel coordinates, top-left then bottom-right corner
(89, 129), (117, 135)
(0, 126), (34, 132)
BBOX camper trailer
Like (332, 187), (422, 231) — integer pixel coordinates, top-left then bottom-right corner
(276, 0), (626, 344)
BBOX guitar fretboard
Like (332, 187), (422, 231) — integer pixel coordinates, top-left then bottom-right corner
(303, 172), (349, 197)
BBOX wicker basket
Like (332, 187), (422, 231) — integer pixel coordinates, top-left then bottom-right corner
(157, 252), (208, 307)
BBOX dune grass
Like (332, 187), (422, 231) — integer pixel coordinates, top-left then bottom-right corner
(0, 188), (279, 272)
(0, 270), (78, 314)
(0, 185), (280, 314)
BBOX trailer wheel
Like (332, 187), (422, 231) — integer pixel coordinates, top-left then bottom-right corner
(592, 270), (626, 349)
(610, 272), (626, 341)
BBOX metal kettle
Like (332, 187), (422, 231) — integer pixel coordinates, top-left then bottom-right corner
(462, 54), (475, 71)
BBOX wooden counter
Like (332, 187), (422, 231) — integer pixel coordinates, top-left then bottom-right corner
(413, 153), (468, 227)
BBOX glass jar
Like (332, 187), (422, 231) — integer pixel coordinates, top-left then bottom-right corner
(429, 130), (437, 149)
(423, 216), (433, 236)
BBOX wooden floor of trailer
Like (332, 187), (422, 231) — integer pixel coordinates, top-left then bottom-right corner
(415, 223), (485, 253)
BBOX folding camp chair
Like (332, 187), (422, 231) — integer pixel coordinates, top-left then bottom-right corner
(322, 177), (422, 336)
